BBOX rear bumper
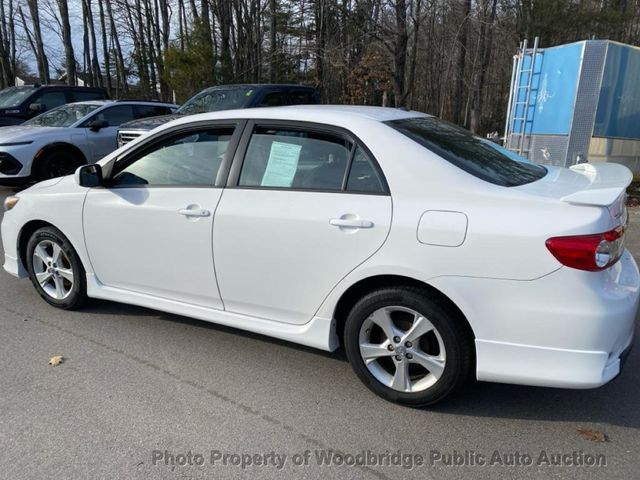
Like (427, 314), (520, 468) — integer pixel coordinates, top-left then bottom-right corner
(475, 332), (633, 388)
(430, 249), (639, 389)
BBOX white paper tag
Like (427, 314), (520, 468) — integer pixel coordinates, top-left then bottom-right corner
(261, 141), (302, 187)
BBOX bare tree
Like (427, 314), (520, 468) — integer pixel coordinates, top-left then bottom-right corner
(27, 0), (50, 83)
(57, 0), (76, 85)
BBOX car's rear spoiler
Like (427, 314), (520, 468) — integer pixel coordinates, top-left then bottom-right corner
(560, 163), (632, 207)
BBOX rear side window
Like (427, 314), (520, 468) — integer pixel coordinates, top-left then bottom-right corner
(386, 117), (547, 187)
(73, 91), (106, 102)
(239, 127), (351, 190)
(93, 105), (135, 126)
(346, 147), (386, 193)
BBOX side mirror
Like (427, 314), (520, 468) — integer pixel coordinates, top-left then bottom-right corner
(75, 164), (103, 188)
(87, 119), (109, 132)
(29, 103), (46, 114)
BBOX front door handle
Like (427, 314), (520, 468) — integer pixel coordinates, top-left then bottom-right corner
(179, 207), (211, 217)
(329, 218), (374, 229)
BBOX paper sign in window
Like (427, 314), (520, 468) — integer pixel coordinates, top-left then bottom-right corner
(261, 141), (302, 187)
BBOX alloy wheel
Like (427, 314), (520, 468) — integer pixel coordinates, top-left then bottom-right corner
(31, 239), (74, 300)
(358, 306), (446, 393)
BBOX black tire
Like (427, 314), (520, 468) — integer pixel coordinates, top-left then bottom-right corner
(32, 150), (82, 181)
(344, 286), (473, 407)
(26, 226), (87, 310)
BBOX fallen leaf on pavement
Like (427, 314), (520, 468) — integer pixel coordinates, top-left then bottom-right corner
(48, 355), (64, 366)
(577, 428), (608, 443)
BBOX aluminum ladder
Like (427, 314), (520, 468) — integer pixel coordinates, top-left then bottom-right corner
(504, 37), (539, 158)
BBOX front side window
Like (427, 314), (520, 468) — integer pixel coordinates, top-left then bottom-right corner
(239, 127), (351, 191)
(90, 105), (135, 126)
(110, 128), (233, 187)
(24, 103), (101, 127)
(386, 117), (547, 187)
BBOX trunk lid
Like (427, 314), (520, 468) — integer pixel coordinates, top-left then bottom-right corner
(517, 162), (631, 213)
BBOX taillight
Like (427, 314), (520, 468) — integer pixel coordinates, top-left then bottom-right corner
(546, 226), (625, 272)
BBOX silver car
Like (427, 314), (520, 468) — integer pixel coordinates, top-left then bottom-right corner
(0, 100), (177, 185)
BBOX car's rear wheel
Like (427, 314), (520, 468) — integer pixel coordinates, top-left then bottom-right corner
(344, 287), (473, 406)
(26, 226), (87, 309)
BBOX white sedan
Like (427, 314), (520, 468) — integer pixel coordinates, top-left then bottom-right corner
(1, 106), (637, 406)
(0, 100), (176, 184)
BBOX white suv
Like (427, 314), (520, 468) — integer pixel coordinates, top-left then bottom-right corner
(0, 100), (176, 185)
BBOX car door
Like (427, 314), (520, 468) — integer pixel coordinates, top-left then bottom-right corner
(84, 105), (137, 161)
(213, 121), (392, 325)
(83, 123), (240, 309)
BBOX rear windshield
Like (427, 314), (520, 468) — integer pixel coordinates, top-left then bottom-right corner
(386, 117), (547, 187)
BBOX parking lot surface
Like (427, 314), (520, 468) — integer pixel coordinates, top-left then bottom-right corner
(0, 187), (638, 479)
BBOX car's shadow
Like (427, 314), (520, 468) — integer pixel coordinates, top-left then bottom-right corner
(81, 298), (640, 429)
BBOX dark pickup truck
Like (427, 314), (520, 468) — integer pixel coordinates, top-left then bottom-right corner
(117, 84), (320, 146)
(0, 85), (108, 126)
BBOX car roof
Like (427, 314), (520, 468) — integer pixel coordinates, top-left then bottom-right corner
(174, 105), (427, 124)
(66, 100), (177, 107)
(15, 85), (106, 90)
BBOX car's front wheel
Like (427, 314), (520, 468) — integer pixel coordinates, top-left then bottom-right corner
(32, 150), (81, 181)
(344, 287), (473, 407)
(26, 226), (87, 309)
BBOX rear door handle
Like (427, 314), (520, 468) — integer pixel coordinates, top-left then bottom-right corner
(329, 218), (374, 229)
(179, 208), (211, 217)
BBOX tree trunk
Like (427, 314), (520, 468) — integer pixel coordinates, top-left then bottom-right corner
(470, 0), (498, 134)
(269, 0), (277, 82)
(81, 0), (93, 85)
(392, 0), (408, 107)
(105, 0), (127, 92)
(28, 0), (50, 83)
(97, 0), (112, 94)
(85, 0), (102, 87)
(315, 0), (327, 93)
(57, 0), (76, 85)
(452, 0), (471, 125)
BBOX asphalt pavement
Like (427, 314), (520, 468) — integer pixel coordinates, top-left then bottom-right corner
(0, 186), (638, 480)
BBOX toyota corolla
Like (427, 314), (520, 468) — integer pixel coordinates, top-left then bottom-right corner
(1, 106), (637, 406)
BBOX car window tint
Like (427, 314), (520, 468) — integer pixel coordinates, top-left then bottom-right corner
(34, 91), (67, 110)
(93, 105), (135, 126)
(110, 128), (233, 187)
(256, 92), (289, 107)
(386, 117), (547, 187)
(73, 91), (106, 102)
(239, 127), (351, 191)
(134, 105), (172, 119)
(346, 147), (386, 193)
(289, 90), (316, 105)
